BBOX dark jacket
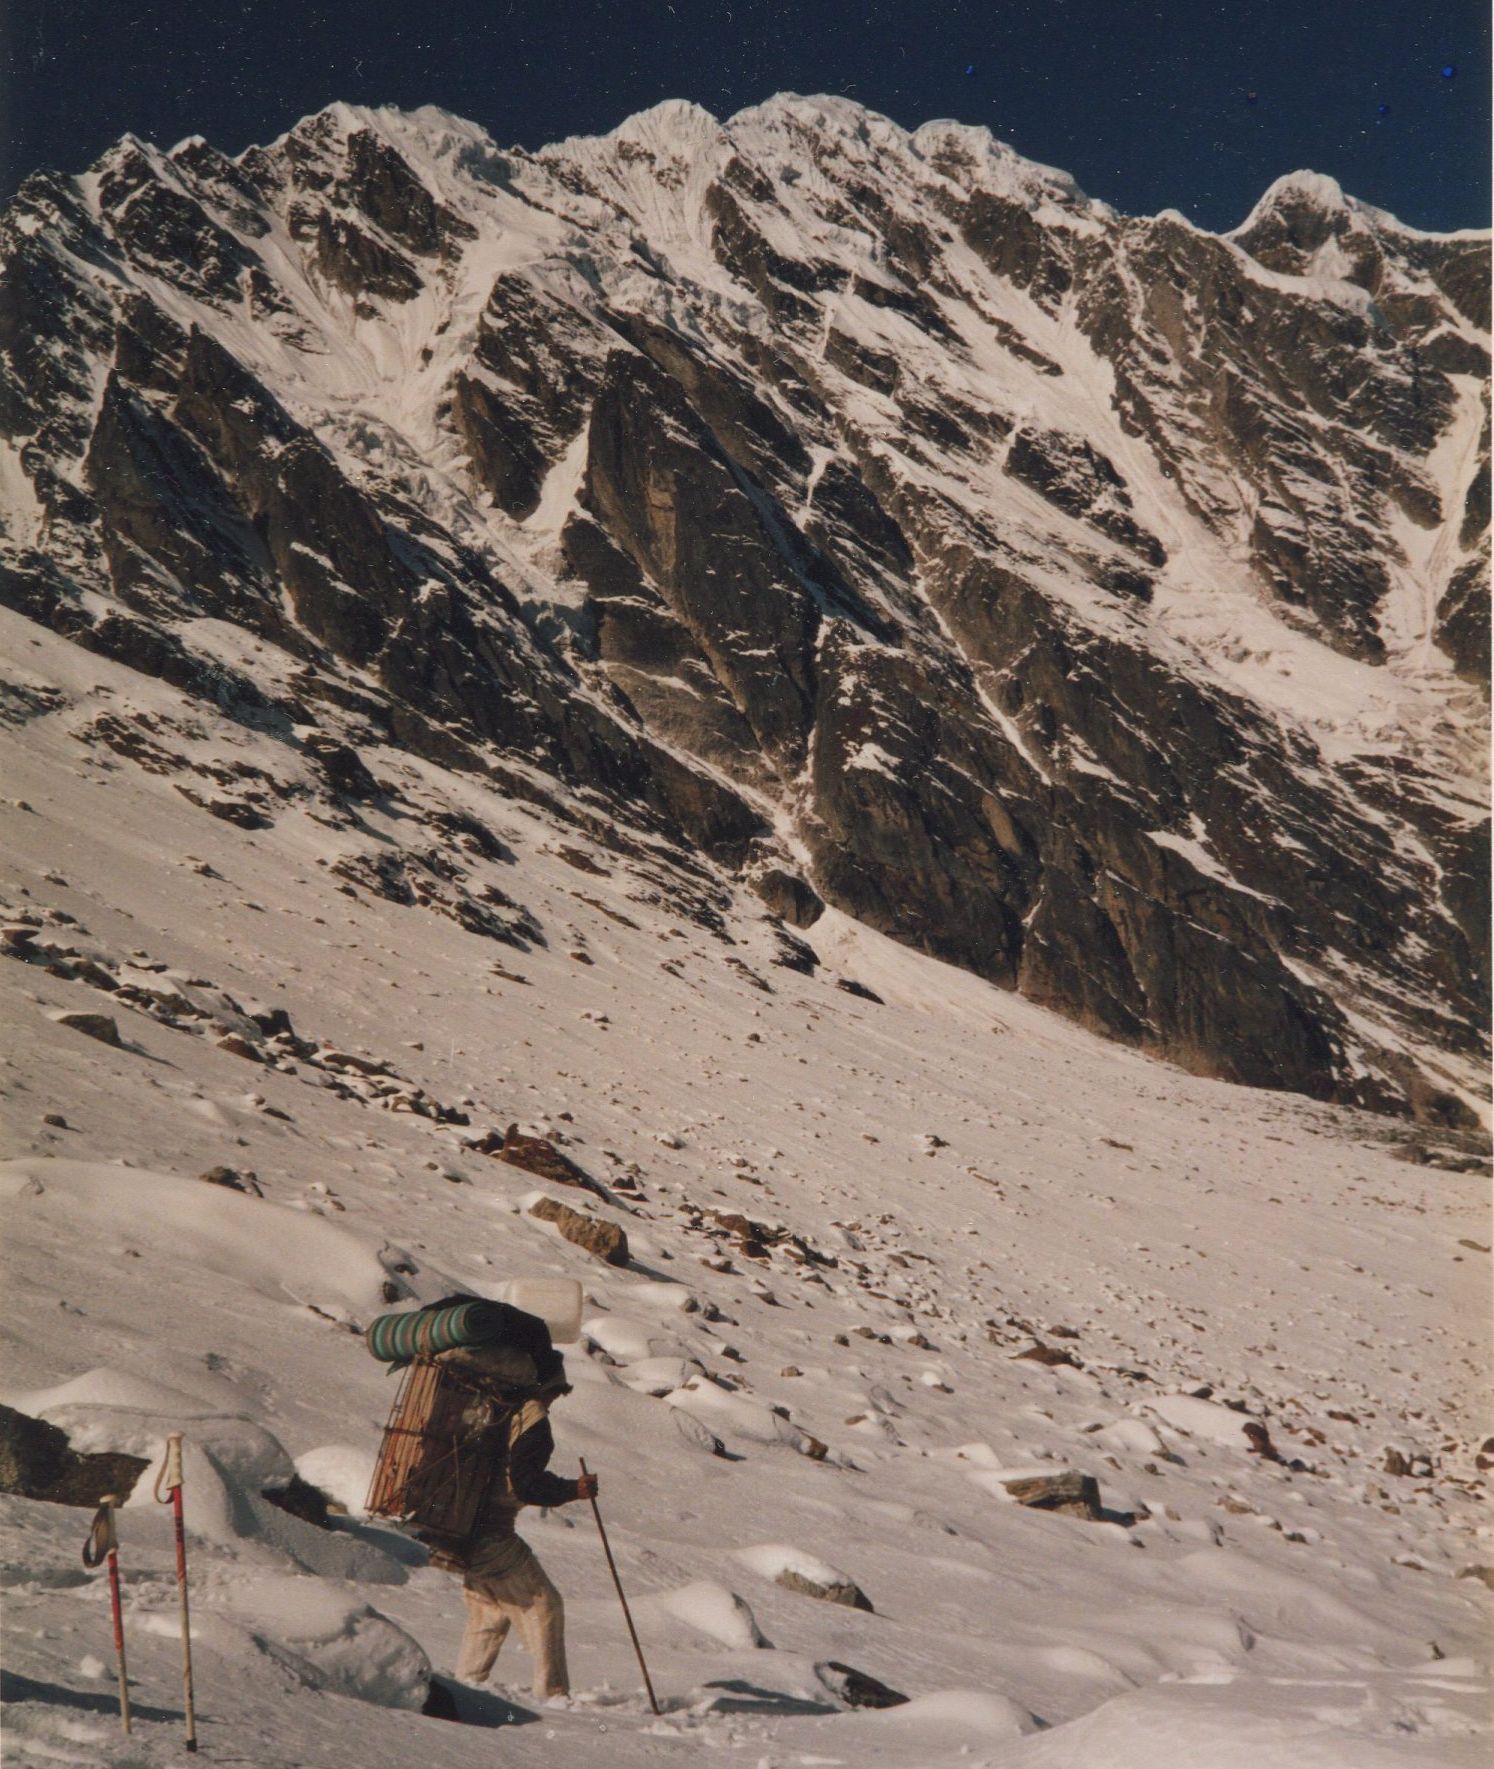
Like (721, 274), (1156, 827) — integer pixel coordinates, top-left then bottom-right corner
(505, 1399), (581, 1511)
(460, 1396), (581, 1580)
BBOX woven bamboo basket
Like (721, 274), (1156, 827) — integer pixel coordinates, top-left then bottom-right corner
(365, 1359), (500, 1550)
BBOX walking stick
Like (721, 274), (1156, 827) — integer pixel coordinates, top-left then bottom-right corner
(82, 1495), (131, 1735)
(155, 1433), (199, 1751)
(579, 1457), (659, 1715)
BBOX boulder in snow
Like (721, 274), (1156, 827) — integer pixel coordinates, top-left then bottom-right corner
(529, 1195), (629, 1265)
(999, 1470), (1103, 1519)
(777, 1564), (872, 1609)
(200, 1164), (263, 1195)
(0, 1404), (149, 1507)
(1146, 1392), (1265, 1448)
(864, 1688), (1042, 1738)
(583, 1314), (691, 1363)
(304, 734), (381, 801)
(220, 1576), (430, 1707)
(496, 1125), (604, 1195)
(816, 1660), (909, 1709)
(734, 1542), (873, 1610)
(1014, 1337), (1081, 1368)
(670, 1408), (727, 1457)
(260, 1473), (334, 1528)
(51, 1010), (121, 1046)
(617, 1355), (705, 1396)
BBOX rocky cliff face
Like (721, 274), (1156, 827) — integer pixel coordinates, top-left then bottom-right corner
(1, 97), (1487, 1121)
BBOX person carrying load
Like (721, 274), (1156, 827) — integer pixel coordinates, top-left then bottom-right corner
(446, 1343), (595, 1701)
(364, 1291), (595, 1703)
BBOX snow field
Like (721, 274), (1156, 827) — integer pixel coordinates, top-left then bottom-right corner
(0, 609), (1488, 1764)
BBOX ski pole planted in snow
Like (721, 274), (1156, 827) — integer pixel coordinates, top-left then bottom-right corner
(155, 1432), (199, 1751)
(579, 1457), (659, 1716)
(82, 1495), (131, 1735)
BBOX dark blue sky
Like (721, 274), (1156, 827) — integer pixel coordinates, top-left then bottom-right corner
(3, 0), (1489, 232)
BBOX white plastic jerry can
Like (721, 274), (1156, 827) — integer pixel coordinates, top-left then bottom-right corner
(500, 1277), (583, 1343)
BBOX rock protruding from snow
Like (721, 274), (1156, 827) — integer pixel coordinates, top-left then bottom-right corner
(529, 1194), (630, 1265)
(496, 1126), (607, 1195)
(0, 1405), (149, 1507)
(816, 1659), (910, 1709)
(50, 1010), (121, 1046)
(217, 1576), (431, 1709)
(734, 1541), (873, 1609)
(200, 1163), (263, 1195)
(1000, 1469), (1103, 1518)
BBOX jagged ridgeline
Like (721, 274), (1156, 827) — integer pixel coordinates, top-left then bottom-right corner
(1, 97), (1487, 1121)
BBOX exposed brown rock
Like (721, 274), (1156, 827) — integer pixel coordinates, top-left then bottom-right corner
(1244, 1421), (1283, 1462)
(304, 733), (381, 800)
(529, 1196), (630, 1266)
(999, 1470), (1104, 1520)
(1015, 1339), (1082, 1369)
(775, 1567), (872, 1610)
(498, 1125), (606, 1196)
(200, 1165), (263, 1196)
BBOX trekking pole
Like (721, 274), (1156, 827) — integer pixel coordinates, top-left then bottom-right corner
(155, 1433), (199, 1751)
(579, 1457), (659, 1715)
(82, 1495), (131, 1735)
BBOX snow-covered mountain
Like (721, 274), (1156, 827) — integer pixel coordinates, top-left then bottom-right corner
(0, 97), (1490, 1769)
(1, 95), (1487, 1120)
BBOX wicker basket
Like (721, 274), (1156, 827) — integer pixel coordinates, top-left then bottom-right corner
(365, 1359), (505, 1553)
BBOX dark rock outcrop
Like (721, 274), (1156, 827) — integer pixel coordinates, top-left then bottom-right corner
(261, 1473), (335, 1527)
(816, 1660), (909, 1709)
(748, 867), (825, 928)
(200, 1164), (263, 1194)
(53, 1012), (122, 1046)
(0, 1406), (150, 1507)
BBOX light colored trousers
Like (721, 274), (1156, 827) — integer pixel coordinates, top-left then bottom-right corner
(457, 1548), (569, 1699)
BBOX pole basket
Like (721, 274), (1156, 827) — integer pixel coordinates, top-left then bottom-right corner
(364, 1359), (505, 1557)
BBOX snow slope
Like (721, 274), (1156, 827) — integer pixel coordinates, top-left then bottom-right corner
(1, 606), (1488, 1766)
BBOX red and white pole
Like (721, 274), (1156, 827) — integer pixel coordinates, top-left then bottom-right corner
(155, 1432), (198, 1751)
(82, 1496), (131, 1734)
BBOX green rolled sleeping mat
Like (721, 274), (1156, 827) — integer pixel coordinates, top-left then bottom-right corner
(365, 1294), (552, 1366)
